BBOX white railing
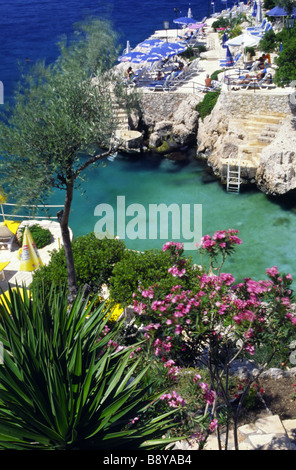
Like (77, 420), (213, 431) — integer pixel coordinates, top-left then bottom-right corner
(1, 203), (64, 220)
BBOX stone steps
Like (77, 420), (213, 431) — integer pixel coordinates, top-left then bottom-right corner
(226, 112), (285, 171)
(174, 415), (296, 451)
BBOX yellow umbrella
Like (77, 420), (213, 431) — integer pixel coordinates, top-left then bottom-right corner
(0, 287), (30, 314)
(0, 185), (6, 220)
(19, 226), (43, 272)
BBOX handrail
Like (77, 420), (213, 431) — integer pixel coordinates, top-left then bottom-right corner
(1, 202), (64, 221)
(3, 203), (64, 208)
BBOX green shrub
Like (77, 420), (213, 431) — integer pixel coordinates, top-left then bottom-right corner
(245, 46), (256, 57)
(212, 18), (230, 31)
(196, 91), (220, 120)
(274, 35), (296, 86)
(210, 69), (223, 81)
(109, 249), (176, 307)
(31, 233), (126, 295)
(196, 45), (207, 54)
(179, 46), (195, 60)
(109, 247), (198, 307)
(259, 29), (277, 53)
(19, 224), (52, 249)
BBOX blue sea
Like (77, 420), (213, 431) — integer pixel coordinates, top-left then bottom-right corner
(1, 0), (296, 284)
(1, 0), (235, 101)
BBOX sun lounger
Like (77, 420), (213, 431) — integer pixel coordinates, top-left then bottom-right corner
(0, 220), (20, 251)
(246, 19), (267, 32)
(0, 225), (15, 251)
(230, 72), (275, 90)
(249, 23), (273, 37)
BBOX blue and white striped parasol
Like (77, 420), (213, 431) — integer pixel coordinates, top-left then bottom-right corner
(118, 51), (148, 63)
(173, 16), (198, 25)
(219, 45), (234, 67)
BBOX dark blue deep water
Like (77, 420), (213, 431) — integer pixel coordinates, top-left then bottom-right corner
(1, 0), (296, 284)
(0, 0), (234, 101)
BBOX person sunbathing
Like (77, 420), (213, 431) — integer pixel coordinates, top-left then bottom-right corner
(205, 74), (212, 87)
(232, 74), (253, 85)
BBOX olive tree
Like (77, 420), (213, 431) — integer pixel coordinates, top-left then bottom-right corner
(0, 18), (138, 301)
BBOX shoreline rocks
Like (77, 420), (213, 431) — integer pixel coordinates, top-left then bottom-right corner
(138, 93), (201, 151)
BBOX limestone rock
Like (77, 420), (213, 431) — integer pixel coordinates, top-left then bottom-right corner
(256, 118), (296, 195)
(140, 93), (200, 148)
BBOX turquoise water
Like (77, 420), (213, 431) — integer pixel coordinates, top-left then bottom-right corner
(48, 150), (296, 285)
(1, 0), (294, 285)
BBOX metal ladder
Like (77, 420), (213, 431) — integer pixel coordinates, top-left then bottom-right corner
(226, 156), (241, 193)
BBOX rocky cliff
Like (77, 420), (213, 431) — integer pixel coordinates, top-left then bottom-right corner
(256, 117), (296, 195)
(196, 87), (296, 194)
(138, 93), (201, 151)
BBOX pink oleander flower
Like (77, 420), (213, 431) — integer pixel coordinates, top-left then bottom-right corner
(130, 416), (139, 425)
(198, 382), (216, 405)
(162, 241), (184, 252)
(286, 313), (296, 325)
(144, 323), (161, 331)
(213, 230), (226, 240)
(266, 266), (279, 277)
(133, 300), (147, 314)
(175, 324), (183, 335)
(245, 343), (255, 355)
(141, 288), (154, 299)
(160, 391), (186, 408)
(219, 272), (235, 286)
(209, 419), (218, 433)
(244, 328), (254, 339)
(193, 373), (202, 383)
(200, 235), (216, 250)
(281, 297), (291, 307)
(168, 265), (186, 277)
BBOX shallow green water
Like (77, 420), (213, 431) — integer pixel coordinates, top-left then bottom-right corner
(49, 150), (296, 284)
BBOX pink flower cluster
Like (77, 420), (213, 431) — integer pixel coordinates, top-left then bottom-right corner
(168, 265), (186, 278)
(193, 374), (216, 405)
(197, 229), (242, 253)
(154, 337), (172, 356)
(163, 241), (184, 253)
(160, 390), (186, 408)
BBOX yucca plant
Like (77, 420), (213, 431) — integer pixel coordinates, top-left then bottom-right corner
(0, 284), (182, 450)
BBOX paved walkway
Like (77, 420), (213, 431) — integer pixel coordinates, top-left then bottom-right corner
(174, 415), (296, 450)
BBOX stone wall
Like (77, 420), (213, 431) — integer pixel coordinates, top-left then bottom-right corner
(218, 88), (293, 118)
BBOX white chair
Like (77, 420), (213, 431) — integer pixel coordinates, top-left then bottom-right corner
(0, 225), (15, 251)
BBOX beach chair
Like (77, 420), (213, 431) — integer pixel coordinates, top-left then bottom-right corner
(183, 58), (201, 79)
(149, 75), (171, 92)
(167, 69), (188, 90)
(0, 225), (15, 251)
(246, 18), (267, 32)
(249, 23), (273, 37)
(245, 73), (275, 90)
(0, 220), (20, 251)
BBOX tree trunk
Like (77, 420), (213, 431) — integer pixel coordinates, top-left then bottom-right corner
(57, 180), (77, 303)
